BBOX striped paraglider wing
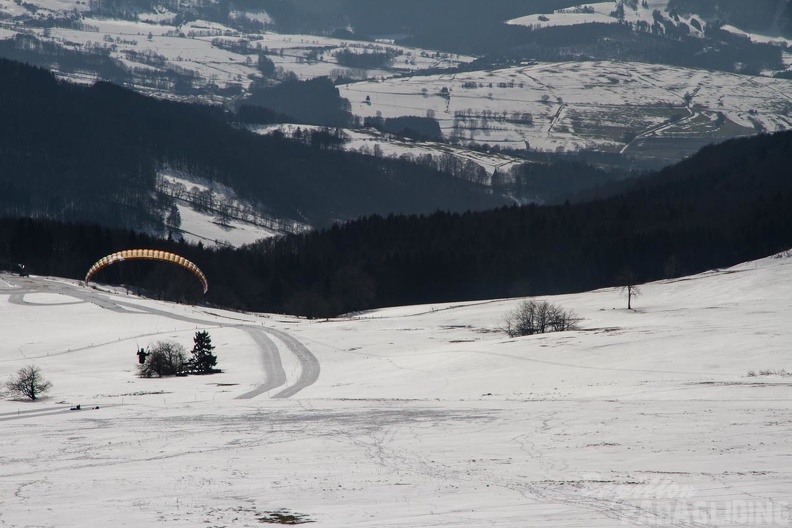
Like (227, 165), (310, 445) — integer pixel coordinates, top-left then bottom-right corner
(84, 249), (208, 294)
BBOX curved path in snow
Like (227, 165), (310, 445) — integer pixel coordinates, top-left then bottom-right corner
(0, 274), (319, 398)
(234, 327), (287, 399)
(259, 326), (321, 398)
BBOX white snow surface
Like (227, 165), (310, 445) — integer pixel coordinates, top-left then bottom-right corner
(172, 204), (276, 247)
(2, 252), (792, 526)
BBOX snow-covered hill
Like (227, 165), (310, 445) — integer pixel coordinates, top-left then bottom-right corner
(252, 124), (525, 177)
(156, 171), (309, 247)
(507, 1), (695, 33)
(0, 4), (473, 97)
(2, 251), (791, 526)
(507, 0), (792, 79)
(340, 60), (792, 162)
(3, 0), (791, 167)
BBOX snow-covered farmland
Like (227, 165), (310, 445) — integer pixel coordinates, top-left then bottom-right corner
(253, 124), (525, 176)
(339, 60), (792, 161)
(0, 0), (90, 19)
(0, 6), (473, 97)
(2, 250), (792, 526)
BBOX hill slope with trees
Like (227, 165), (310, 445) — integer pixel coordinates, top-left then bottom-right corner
(3, 130), (792, 317)
(0, 58), (505, 233)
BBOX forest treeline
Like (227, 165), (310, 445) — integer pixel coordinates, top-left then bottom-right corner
(0, 58), (503, 232)
(3, 130), (792, 317)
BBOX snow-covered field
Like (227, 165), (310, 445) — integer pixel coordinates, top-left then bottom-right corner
(0, 6), (473, 96)
(339, 60), (792, 159)
(252, 124), (525, 176)
(2, 251), (792, 526)
(157, 172), (307, 247)
(3, 0), (790, 164)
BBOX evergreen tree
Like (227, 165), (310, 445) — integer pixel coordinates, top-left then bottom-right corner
(190, 331), (217, 373)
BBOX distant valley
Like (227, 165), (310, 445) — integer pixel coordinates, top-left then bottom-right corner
(2, 0), (792, 243)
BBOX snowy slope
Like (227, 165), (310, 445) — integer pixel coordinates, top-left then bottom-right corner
(507, 1), (705, 38)
(339, 60), (792, 160)
(508, 1), (792, 78)
(0, 8), (473, 96)
(252, 124), (524, 176)
(156, 172), (309, 247)
(2, 251), (792, 526)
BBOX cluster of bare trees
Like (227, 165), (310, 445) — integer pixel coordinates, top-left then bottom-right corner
(502, 299), (581, 337)
(450, 109), (534, 143)
(359, 150), (489, 186)
(121, 49), (168, 67)
(454, 109), (534, 125)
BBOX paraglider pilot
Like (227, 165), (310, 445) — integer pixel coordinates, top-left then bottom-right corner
(137, 348), (148, 364)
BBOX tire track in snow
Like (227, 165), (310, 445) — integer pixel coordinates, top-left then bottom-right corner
(261, 327), (320, 399)
(70, 286), (320, 398)
(235, 327), (287, 399)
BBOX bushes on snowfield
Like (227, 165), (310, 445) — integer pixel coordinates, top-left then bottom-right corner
(502, 299), (581, 337)
(138, 341), (187, 378)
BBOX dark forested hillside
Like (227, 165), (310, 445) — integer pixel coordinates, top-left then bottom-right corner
(243, 76), (353, 127)
(0, 58), (505, 231)
(4, 131), (792, 317)
(242, 131), (792, 316)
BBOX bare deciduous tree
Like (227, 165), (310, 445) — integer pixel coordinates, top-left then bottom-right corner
(502, 299), (581, 338)
(138, 341), (187, 378)
(622, 283), (640, 310)
(5, 365), (52, 401)
(618, 268), (641, 310)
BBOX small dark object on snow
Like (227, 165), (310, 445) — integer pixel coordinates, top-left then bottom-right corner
(257, 509), (314, 524)
(70, 404), (81, 411)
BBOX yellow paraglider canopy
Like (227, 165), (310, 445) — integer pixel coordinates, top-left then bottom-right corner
(84, 249), (208, 294)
